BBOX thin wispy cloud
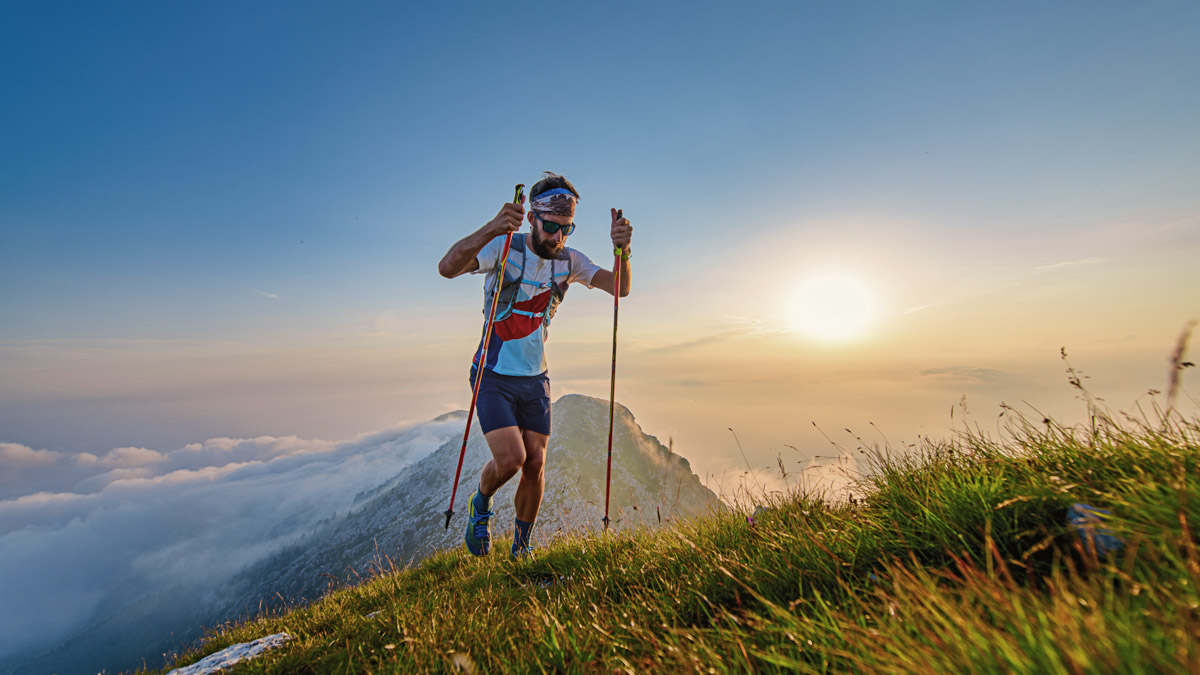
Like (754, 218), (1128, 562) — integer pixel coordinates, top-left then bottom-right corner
(1032, 257), (1108, 273)
(722, 316), (763, 327)
(920, 366), (1012, 385)
(645, 327), (757, 354)
(257, 291), (280, 299)
(902, 302), (942, 315)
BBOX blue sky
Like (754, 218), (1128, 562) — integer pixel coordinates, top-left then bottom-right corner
(2, 1), (1199, 468)
(5, 4), (1200, 670)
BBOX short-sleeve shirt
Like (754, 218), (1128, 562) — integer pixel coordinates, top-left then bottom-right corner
(471, 233), (602, 376)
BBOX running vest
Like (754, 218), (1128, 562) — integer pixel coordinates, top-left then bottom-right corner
(473, 233), (574, 376)
(485, 233), (569, 326)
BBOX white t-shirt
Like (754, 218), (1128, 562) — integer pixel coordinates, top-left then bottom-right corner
(471, 233), (602, 376)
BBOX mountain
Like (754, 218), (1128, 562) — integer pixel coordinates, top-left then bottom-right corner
(225, 394), (721, 611)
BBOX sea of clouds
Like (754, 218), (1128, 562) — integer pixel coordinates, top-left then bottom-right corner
(0, 417), (463, 667)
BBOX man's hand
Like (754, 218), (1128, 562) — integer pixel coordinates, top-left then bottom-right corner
(438, 200), (525, 279)
(487, 202), (525, 238)
(610, 208), (632, 249)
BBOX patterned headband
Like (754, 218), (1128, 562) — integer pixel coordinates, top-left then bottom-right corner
(530, 187), (577, 217)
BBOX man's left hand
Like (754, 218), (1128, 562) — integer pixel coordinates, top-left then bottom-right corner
(610, 208), (633, 249)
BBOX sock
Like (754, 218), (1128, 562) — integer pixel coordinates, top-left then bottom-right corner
(513, 518), (535, 552)
(473, 485), (494, 514)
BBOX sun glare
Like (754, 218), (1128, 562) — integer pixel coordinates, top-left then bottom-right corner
(792, 275), (871, 341)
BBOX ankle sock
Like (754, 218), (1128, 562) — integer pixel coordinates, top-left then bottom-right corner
(473, 486), (494, 514)
(513, 518), (535, 552)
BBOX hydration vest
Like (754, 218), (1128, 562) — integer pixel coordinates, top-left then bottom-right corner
(485, 234), (570, 326)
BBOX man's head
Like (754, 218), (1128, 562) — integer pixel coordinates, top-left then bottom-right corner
(527, 172), (579, 260)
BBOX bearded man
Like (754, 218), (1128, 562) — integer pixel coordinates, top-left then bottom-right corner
(437, 172), (633, 558)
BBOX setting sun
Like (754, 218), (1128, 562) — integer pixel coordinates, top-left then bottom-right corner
(792, 275), (871, 341)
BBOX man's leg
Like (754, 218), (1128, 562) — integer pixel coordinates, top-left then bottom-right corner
(466, 428), (527, 556)
(480, 426), (527, 495)
(511, 373), (551, 558)
(514, 429), (548, 522)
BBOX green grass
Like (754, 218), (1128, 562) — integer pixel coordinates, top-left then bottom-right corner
(155, 409), (1200, 674)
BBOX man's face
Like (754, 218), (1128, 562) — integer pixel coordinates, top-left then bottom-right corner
(529, 211), (571, 260)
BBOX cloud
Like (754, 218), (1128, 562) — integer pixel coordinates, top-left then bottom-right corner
(0, 419), (463, 665)
(0, 443), (60, 466)
(1032, 257), (1108, 273)
(919, 366), (1011, 385)
(902, 302), (942, 315)
(645, 327), (757, 354)
(257, 291), (279, 299)
(97, 446), (166, 468)
(0, 444), (66, 494)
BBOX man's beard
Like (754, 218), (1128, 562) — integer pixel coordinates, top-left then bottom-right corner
(529, 234), (562, 260)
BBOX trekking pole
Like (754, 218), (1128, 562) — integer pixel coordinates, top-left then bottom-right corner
(602, 211), (624, 531)
(444, 183), (524, 530)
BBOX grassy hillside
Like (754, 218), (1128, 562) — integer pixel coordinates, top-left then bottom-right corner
(155, 407), (1199, 674)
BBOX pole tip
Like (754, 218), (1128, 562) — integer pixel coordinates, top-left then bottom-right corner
(443, 509), (454, 530)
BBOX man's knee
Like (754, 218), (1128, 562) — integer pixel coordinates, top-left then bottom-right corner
(520, 431), (548, 477)
(497, 445), (527, 477)
(485, 428), (527, 478)
(522, 451), (545, 478)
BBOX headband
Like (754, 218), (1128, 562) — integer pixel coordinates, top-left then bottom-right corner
(530, 187), (577, 217)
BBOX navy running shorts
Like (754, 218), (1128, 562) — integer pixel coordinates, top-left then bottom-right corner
(469, 367), (552, 436)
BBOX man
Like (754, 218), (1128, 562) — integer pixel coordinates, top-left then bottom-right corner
(437, 172), (633, 558)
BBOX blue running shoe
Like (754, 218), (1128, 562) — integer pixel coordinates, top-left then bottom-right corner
(511, 517), (535, 560)
(510, 543), (534, 561)
(464, 491), (493, 556)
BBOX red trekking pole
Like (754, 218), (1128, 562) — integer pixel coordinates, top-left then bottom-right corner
(602, 211), (624, 531)
(444, 183), (524, 530)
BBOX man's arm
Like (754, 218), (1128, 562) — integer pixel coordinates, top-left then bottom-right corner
(589, 208), (633, 297)
(589, 257), (631, 297)
(437, 202), (525, 278)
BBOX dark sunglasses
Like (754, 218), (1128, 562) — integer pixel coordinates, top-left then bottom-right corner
(533, 211), (576, 236)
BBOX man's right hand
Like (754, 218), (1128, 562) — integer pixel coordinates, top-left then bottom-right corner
(439, 200), (525, 278)
(486, 202), (525, 238)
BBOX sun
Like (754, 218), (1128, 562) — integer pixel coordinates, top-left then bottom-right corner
(791, 275), (871, 341)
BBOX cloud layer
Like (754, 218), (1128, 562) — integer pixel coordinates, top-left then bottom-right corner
(0, 419), (462, 665)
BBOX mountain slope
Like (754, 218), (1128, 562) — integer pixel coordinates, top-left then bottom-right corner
(227, 394), (720, 610)
(161, 411), (1200, 674)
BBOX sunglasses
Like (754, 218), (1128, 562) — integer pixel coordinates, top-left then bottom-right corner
(532, 212), (576, 236)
